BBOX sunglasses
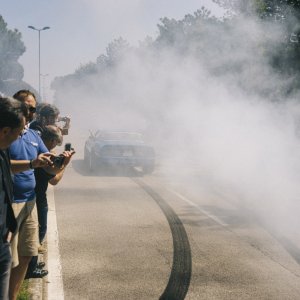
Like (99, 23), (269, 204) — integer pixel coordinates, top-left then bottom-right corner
(27, 106), (37, 113)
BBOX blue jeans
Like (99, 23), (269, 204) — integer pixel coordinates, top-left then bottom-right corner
(0, 242), (12, 300)
(37, 202), (48, 244)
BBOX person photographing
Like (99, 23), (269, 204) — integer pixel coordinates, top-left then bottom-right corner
(26, 125), (75, 278)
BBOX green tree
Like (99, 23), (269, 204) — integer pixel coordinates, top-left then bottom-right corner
(213, 0), (300, 19)
(0, 15), (25, 81)
(52, 37), (130, 91)
(213, 0), (300, 93)
(105, 37), (131, 66)
(155, 7), (214, 50)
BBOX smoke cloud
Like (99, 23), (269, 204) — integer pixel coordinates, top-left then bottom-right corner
(54, 9), (300, 244)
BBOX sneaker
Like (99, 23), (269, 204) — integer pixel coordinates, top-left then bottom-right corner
(25, 268), (48, 279)
(38, 244), (47, 254)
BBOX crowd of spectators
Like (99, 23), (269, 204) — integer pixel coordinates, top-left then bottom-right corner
(0, 90), (75, 300)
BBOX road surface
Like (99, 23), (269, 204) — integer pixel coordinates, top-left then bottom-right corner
(50, 159), (300, 299)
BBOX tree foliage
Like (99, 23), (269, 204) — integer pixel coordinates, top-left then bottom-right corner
(0, 15), (25, 81)
(155, 7), (215, 50)
(52, 2), (300, 105)
(213, 0), (300, 20)
(52, 38), (130, 83)
(212, 0), (300, 91)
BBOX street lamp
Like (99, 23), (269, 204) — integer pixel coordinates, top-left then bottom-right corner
(28, 25), (50, 96)
(40, 73), (49, 100)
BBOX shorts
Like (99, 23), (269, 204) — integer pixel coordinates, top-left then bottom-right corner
(11, 199), (39, 268)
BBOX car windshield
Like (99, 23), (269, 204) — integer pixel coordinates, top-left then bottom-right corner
(96, 132), (143, 141)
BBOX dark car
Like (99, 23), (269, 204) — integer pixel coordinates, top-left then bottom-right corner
(84, 131), (155, 174)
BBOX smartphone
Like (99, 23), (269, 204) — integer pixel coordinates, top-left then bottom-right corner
(65, 143), (72, 151)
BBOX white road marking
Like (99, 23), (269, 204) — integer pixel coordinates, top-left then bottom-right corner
(47, 186), (65, 300)
(168, 189), (229, 227)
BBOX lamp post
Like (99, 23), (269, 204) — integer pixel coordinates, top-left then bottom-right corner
(40, 73), (49, 100)
(28, 26), (50, 96)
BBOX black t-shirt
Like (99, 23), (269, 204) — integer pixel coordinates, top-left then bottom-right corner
(34, 168), (55, 206)
(31, 122), (56, 205)
(0, 150), (17, 241)
(29, 121), (44, 136)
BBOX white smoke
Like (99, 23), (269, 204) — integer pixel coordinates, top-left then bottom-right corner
(55, 9), (300, 243)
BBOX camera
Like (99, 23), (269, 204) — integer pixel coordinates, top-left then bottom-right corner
(58, 116), (69, 122)
(57, 116), (71, 135)
(64, 143), (75, 153)
(65, 143), (72, 151)
(51, 155), (65, 168)
(50, 143), (74, 168)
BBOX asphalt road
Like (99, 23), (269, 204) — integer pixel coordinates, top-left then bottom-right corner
(53, 159), (300, 300)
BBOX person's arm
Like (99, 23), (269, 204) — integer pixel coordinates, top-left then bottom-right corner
(49, 168), (65, 185)
(10, 153), (54, 174)
(43, 162), (65, 175)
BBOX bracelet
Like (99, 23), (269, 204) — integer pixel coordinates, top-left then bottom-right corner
(29, 160), (34, 169)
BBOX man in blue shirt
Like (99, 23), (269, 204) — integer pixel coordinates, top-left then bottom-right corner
(0, 96), (27, 300)
(8, 90), (54, 300)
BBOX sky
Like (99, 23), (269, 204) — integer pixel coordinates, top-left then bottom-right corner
(1, 0), (224, 100)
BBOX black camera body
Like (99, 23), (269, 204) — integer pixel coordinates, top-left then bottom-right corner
(52, 155), (65, 168)
(51, 143), (74, 168)
(65, 143), (72, 151)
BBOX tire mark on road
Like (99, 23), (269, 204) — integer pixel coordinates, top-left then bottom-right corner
(133, 178), (192, 300)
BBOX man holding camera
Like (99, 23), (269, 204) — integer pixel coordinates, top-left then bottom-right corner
(30, 103), (70, 136)
(37, 126), (74, 243)
(26, 125), (75, 278)
(29, 103), (72, 248)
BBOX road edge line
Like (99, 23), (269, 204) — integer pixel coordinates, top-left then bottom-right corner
(168, 189), (229, 227)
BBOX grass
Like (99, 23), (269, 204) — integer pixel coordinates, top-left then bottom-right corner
(17, 280), (30, 300)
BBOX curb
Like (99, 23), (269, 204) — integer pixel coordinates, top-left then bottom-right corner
(46, 186), (64, 300)
(27, 185), (64, 300)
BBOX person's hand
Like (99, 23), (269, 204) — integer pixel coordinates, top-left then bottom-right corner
(6, 231), (12, 243)
(63, 116), (71, 128)
(61, 150), (75, 167)
(32, 153), (54, 168)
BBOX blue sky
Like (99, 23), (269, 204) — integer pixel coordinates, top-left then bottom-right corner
(1, 0), (224, 100)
